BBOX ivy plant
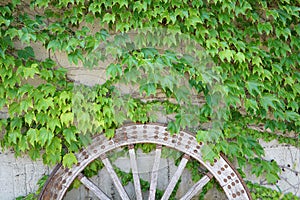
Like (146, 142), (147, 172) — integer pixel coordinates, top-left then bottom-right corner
(0, 0), (299, 199)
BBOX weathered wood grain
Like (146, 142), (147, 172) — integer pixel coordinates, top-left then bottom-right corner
(148, 145), (162, 200)
(100, 154), (130, 200)
(77, 173), (110, 200)
(179, 172), (212, 200)
(128, 144), (143, 200)
(161, 154), (190, 200)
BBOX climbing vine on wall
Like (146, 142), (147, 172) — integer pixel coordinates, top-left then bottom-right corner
(0, 0), (299, 198)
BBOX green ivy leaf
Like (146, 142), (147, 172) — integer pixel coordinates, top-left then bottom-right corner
(133, 1), (147, 13)
(40, 84), (56, 96)
(219, 49), (233, 62)
(246, 81), (262, 96)
(160, 75), (175, 92)
(62, 153), (77, 168)
(260, 95), (280, 111)
(257, 22), (273, 35)
(48, 118), (61, 132)
(10, 117), (22, 130)
(78, 134), (92, 146)
(140, 83), (156, 96)
(106, 63), (122, 79)
(285, 111), (299, 122)
(60, 112), (74, 127)
(18, 136), (28, 152)
(24, 112), (35, 126)
(234, 52), (245, 63)
(201, 144), (217, 163)
(167, 121), (180, 134)
(105, 128), (115, 139)
(5, 28), (19, 40)
(27, 128), (38, 146)
(63, 127), (77, 144)
(18, 84), (34, 97)
(266, 173), (279, 184)
(38, 127), (54, 146)
(46, 40), (60, 51)
(17, 46), (35, 60)
(28, 148), (41, 160)
(186, 15), (202, 28)
(36, 112), (48, 126)
(103, 13), (115, 24)
(245, 98), (259, 112)
(36, 97), (54, 112)
(123, 67), (140, 83)
(237, 157), (247, 168)
(8, 131), (20, 144)
(20, 98), (33, 112)
(174, 86), (189, 102)
(215, 140), (229, 154)
(252, 56), (262, 67)
(8, 102), (20, 116)
(23, 63), (39, 79)
(45, 137), (62, 155)
(59, 91), (71, 105)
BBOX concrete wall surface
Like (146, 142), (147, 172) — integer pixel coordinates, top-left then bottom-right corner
(0, 150), (50, 200)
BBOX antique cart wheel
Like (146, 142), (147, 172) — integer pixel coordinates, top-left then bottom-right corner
(39, 123), (252, 200)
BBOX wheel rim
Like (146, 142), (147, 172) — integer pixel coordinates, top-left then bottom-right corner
(39, 123), (252, 200)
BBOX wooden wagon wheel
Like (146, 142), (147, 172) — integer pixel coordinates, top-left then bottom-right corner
(39, 123), (252, 200)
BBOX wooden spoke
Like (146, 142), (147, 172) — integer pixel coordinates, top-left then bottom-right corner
(100, 154), (130, 200)
(161, 154), (190, 200)
(77, 173), (110, 200)
(128, 144), (143, 200)
(179, 172), (213, 200)
(148, 145), (162, 200)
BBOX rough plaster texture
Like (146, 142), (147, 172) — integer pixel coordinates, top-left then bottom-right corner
(0, 150), (50, 200)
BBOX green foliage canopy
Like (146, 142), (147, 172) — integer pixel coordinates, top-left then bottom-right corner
(0, 0), (299, 198)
